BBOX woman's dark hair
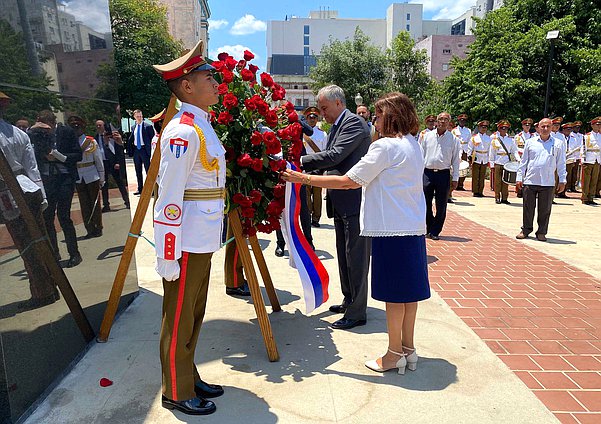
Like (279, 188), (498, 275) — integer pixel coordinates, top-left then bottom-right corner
(374, 92), (419, 137)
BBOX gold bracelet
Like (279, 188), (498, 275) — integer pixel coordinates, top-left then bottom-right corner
(305, 175), (311, 185)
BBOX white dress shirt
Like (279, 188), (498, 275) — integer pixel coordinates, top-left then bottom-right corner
(517, 135), (567, 186)
(421, 129), (461, 181)
(346, 135), (426, 237)
(452, 126), (471, 153)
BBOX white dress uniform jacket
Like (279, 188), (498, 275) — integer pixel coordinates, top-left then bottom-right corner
(566, 132), (582, 162)
(304, 126), (327, 154)
(467, 132), (492, 164)
(489, 132), (519, 166)
(417, 128), (432, 145)
(582, 132), (601, 164)
(452, 126), (471, 154)
(76, 134), (105, 184)
(514, 130), (533, 157)
(154, 103), (226, 260)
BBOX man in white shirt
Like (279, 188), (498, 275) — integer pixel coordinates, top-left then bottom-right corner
(489, 120), (520, 204)
(467, 120), (491, 197)
(581, 117), (601, 205)
(516, 118), (566, 242)
(417, 115), (436, 144)
(570, 121), (584, 192)
(451, 113), (471, 191)
(421, 112), (461, 240)
(303, 106), (327, 227)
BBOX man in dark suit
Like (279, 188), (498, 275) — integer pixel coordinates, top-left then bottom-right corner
(95, 120), (130, 211)
(300, 85), (371, 330)
(127, 109), (154, 195)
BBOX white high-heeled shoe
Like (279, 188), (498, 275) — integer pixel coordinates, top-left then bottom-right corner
(403, 346), (418, 371)
(365, 349), (407, 374)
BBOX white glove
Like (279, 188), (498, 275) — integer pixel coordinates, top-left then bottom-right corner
(156, 258), (180, 281)
(41, 199), (48, 211)
(50, 149), (67, 162)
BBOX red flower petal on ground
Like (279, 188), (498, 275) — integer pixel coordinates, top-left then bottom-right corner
(99, 378), (113, 387)
(244, 50), (255, 61)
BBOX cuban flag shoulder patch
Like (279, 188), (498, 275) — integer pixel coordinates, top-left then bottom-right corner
(169, 137), (188, 158)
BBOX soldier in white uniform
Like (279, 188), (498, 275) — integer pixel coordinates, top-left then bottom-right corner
(571, 121), (584, 192)
(514, 118), (534, 198)
(451, 113), (471, 191)
(556, 122), (575, 198)
(467, 120), (491, 197)
(417, 115), (436, 144)
(565, 122), (582, 193)
(489, 120), (520, 204)
(303, 106), (327, 226)
(152, 40), (225, 416)
(581, 117), (601, 205)
(69, 116), (105, 238)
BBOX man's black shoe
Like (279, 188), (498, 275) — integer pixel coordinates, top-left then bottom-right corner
(85, 230), (103, 239)
(101, 205), (111, 213)
(311, 221), (320, 228)
(447, 198), (454, 204)
(17, 292), (59, 310)
(329, 304), (347, 314)
(331, 318), (367, 330)
(161, 395), (216, 415)
(430, 234), (440, 240)
(557, 194), (568, 199)
(125, 203), (131, 209)
(495, 199), (502, 204)
(194, 380), (224, 398)
(226, 282), (251, 297)
(501, 200), (511, 205)
(64, 255), (82, 268)
(456, 187), (466, 191)
(275, 246), (284, 257)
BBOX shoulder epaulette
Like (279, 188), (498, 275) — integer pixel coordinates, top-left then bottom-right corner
(180, 111), (195, 127)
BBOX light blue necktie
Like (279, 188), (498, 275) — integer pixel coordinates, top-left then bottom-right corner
(136, 124), (142, 149)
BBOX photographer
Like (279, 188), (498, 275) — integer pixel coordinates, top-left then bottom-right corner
(95, 120), (130, 211)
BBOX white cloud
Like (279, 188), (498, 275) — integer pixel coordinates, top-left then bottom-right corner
(230, 15), (267, 35)
(63, 0), (111, 33)
(208, 19), (229, 30)
(209, 45), (260, 62)
(412, 0), (476, 20)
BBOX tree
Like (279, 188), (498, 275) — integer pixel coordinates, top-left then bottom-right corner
(387, 31), (431, 105)
(309, 28), (389, 108)
(0, 19), (61, 123)
(444, 0), (601, 126)
(109, 0), (183, 116)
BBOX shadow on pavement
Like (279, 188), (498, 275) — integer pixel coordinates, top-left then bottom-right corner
(452, 201), (474, 206)
(427, 255), (438, 264)
(545, 238), (576, 245)
(438, 236), (472, 243)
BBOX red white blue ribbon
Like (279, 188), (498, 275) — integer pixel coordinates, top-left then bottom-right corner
(281, 163), (329, 313)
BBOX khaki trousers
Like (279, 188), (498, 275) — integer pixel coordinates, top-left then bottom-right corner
(224, 223), (244, 288)
(494, 164), (509, 201)
(471, 162), (487, 195)
(160, 251), (212, 401)
(306, 185), (322, 223)
(581, 162), (600, 202)
(565, 162), (577, 192)
(76, 180), (102, 234)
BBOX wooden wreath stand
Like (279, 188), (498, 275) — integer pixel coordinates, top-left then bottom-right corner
(97, 95), (281, 361)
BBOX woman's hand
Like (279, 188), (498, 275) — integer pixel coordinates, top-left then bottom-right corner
(281, 169), (307, 184)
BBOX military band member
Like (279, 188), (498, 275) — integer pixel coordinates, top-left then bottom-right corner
(417, 115), (436, 144)
(514, 118), (534, 198)
(69, 116), (104, 238)
(556, 122), (574, 198)
(303, 106), (327, 227)
(565, 122), (582, 193)
(489, 120), (519, 204)
(152, 40), (224, 415)
(571, 121), (584, 192)
(451, 113), (471, 191)
(467, 120), (491, 197)
(581, 117), (601, 205)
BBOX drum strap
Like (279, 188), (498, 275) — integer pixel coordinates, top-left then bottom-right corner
(497, 136), (511, 157)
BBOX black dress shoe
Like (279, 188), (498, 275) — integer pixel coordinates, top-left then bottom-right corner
(101, 205), (111, 213)
(161, 395), (216, 415)
(495, 199), (502, 204)
(226, 282), (251, 297)
(311, 221), (320, 227)
(329, 304), (347, 314)
(275, 246), (284, 257)
(331, 317), (367, 330)
(430, 234), (440, 240)
(194, 380), (224, 398)
(447, 198), (454, 204)
(501, 200), (510, 205)
(64, 254), (82, 268)
(134, 191), (141, 196)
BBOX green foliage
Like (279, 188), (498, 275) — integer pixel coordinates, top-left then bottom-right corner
(109, 0), (183, 116)
(387, 31), (431, 104)
(0, 19), (61, 123)
(444, 0), (601, 126)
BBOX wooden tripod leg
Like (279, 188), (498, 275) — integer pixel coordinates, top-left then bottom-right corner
(249, 235), (281, 312)
(229, 209), (279, 362)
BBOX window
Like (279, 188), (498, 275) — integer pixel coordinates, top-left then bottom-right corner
(442, 63), (449, 71)
(295, 98), (302, 106)
(304, 25), (309, 35)
(443, 49), (451, 54)
(406, 24), (410, 31)
(303, 99), (309, 107)
(294, 85), (298, 89)
(407, 13), (411, 21)
(304, 35), (309, 45)
(304, 46), (309, 56)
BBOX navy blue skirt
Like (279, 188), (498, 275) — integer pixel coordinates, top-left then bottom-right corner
(371, 235), (431, 303)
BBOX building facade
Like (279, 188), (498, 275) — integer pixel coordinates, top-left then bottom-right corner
(158, 0), (210, 53)
(414, 35), (475, 80)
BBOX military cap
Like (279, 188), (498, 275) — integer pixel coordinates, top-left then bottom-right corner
(551, 117), (563, 125)
(477, 120), (489, 126)
(561, 122), (573, 130)
(67, 115), (86, 127)
(573, 121), (582, 126)
(496, 119), (510, 129)
(0, 91), (10, 101)
(590, 117), (601, 125)
(149, 108), (166, 122)
(521, 118), (534, 125)
(153, 40), (214, 81)
(457, 113), (468, 120)
(303, 106), (320, 118)
(424, 114), (436, 122)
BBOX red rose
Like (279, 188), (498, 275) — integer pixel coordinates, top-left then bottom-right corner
(256, 100), (269, 116)
(250, 131), (263, 146)
(209, 110), (217, 123)
(287, 111), (299, 123)
(244, 98), (257, 111)
(273, 184), (285, 198)
(217, 111), (233, 125)
(251, 158), (263, 172)
(284, 101), (295, 112)
(241, 69), (255, 81)
(249, 189), (262, 204)
(225, 56), (238, 71)
(245, 226), (257, 237)
(223, 93), (238, 109)
(265, 139), (282, 155)
(289, 122), (302, 140)
(240, 207), (256, 218)
(270, 220), (281, 230)
(244, 50), (255, 61)
(236, 153), (252, 167)
(260, 72), (274, 88)
(262, 131), (277, 144)
(222, 69), (234, 83)
(212, 61), (225, 72)
(277, 127), (291, 140)
(269, 159), (286, 172)
(266, 200), (284, 216)
(249, 64), (259, 74)
(217, 83), (229, 95)
(217, 52), (229, 61)
(265, 110), (278, 128)
(232, 193), (246, 204)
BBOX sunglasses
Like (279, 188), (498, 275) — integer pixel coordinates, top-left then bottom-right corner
(523, 123), (531, 126)
(479, 125), (488, 128)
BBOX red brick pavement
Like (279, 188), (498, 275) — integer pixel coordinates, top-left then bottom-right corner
(427, 199), (601, 424)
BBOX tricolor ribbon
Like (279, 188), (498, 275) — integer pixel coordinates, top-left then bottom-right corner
(281, 163), (329, 313)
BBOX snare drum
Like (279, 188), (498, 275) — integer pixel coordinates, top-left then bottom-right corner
(458, 160), (470, 178)
(502, 161), (520, 185)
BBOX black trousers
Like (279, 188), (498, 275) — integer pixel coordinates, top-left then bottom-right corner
(333, 209), (370, 321)
(522, 185), (554, 236)
(423, 169), (450, 237)
(133, 147), (151, 192)
(42, 174), (79, 258)
(276, 185), (312, 248)
(101, 160), (129, 207)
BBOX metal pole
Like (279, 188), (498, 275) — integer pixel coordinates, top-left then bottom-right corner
(544, 40), (554, 117)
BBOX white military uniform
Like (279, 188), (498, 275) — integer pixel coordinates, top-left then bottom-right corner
(514, 130), (533, 158)
(417, 127), (432, 145)
(76, 135), (105, 184)
(452, 126), (471, 155)
(566, 132), (582, 163)
(468, 132), (492, 164)
(154, 102), (226, 260)
(489, 132), (519, 166)
(304, 126), (327, 154)
(582, 132), (601, 164)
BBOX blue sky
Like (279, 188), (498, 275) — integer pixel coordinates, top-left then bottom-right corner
(207, 0), (476, 71)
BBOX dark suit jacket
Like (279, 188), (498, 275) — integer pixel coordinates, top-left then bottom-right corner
(127, 121), (154, 157)
(96, 134), (125, 166)
(29, 123), (82, 181)
(301, 110), (371, 217)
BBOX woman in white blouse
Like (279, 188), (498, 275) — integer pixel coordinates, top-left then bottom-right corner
(282, 92), (430, 374)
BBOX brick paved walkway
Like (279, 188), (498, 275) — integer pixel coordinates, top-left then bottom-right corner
(426, 205), (601, 424)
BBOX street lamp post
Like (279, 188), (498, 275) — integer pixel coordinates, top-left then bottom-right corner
(544, 30), (560, 117)
(354, 93), (363, 107)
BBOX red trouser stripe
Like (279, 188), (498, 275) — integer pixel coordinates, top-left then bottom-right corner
(233, 247), (239, 287)
(169, 252), (189, 400)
